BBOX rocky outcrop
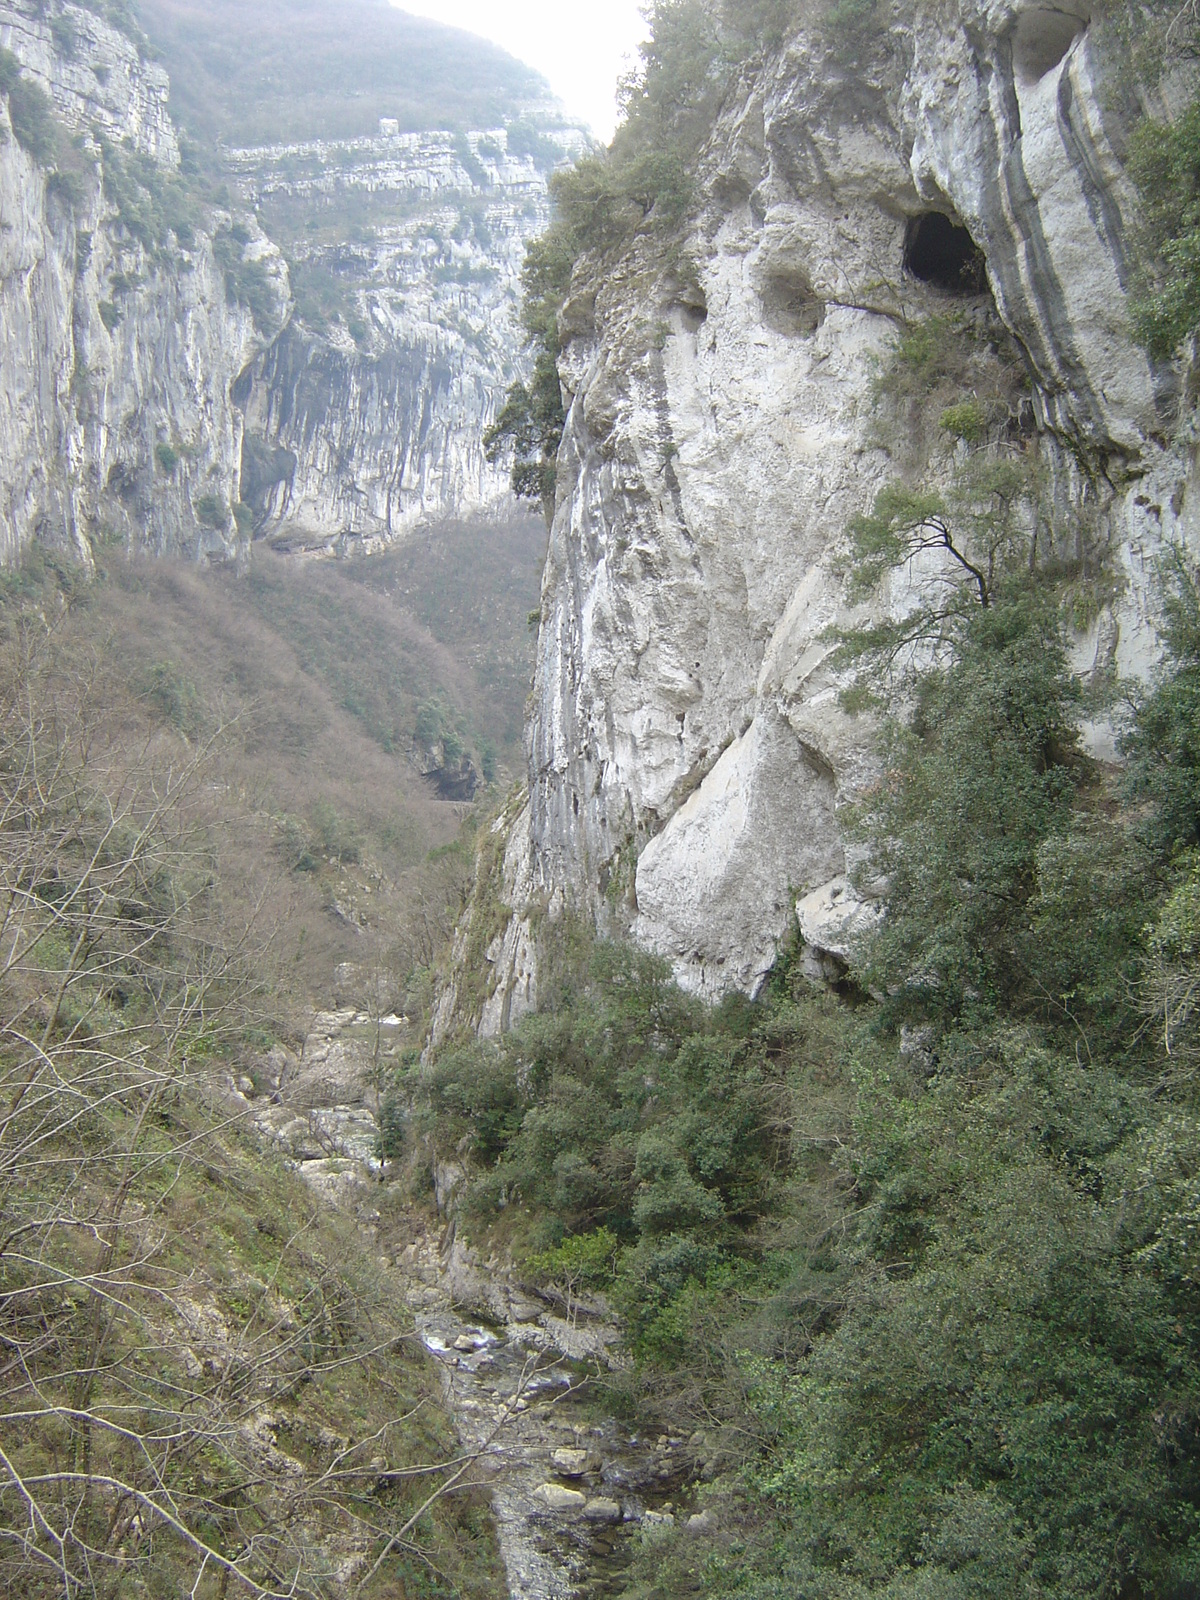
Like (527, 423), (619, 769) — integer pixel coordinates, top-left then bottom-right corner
(464, 1), (1200, 1009)
(0, 0), (290, 566)
(235, 125), (588, 551)
(0, 9), (586, 568)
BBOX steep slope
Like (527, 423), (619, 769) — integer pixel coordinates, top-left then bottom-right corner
(0, 0), (289, 566)
(0, 0), (577, 567)
(437, 0), (1200, 1033)
(139, 0), (589, 550)
(233, 123), (585, 548)
(136, 0), (548, 146)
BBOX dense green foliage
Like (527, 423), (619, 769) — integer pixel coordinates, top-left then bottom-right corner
(1130, 98), (1200, 358)
(413, 541), (1200, 1596)
(0, 46), (68, 169)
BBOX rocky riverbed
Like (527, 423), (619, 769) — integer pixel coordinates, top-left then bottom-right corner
(226, 1006), (713, 1599)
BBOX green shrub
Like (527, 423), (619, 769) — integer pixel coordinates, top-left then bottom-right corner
(154, 441), (179, 474)
(140, 660), (203, 734)
(1123, 547), (1200, 862)
(214, 226), (277, 333)
(940, 398), (988, 443)
(377, 1090), (409, 1162)
(1130, 97), (1200, 357)
(848, 594), (1085, 1023)
(280, 816), (318, 873)
(98, 299), (120, 331)
(46, 167), (87, 208)
(50, 13), (79, 59)
(8, 75), (60, 165)
(194, 492), (228, 529)
(524, 1227), (621, 1289)
(99, 134), (199, 254)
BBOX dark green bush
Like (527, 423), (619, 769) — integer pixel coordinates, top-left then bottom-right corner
(377, 1090), (409, 1163)
(214, 227), (277, 333)
(139, 660), (204, 735)
(1123, 545), (1200, 854)
(1130, 97), (1200, 357)
(47, 166), (87, 208)
(8, 75), (60, 165)
(50, 13), (78, 59)
(194, 492), (228, 529)
(99, 135), (199, 254)
(154, 441), (179, 474)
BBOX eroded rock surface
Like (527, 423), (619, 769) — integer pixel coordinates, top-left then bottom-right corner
(454, 2), (1200, 1009)
(234, 124), (589, 552)
(0, 0), (289, 565)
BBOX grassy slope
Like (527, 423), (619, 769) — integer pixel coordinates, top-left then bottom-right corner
(0, 547), (514, 1598)
(135, 0), (551, 146)
(66, 518), (542, 999)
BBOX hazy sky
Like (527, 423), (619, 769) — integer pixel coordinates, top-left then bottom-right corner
(391, 2), (649, 141)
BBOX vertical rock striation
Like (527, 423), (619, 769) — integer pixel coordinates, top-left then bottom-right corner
(233, 125), (587, 551)
(447, 0), (1200, 1026)
(0, 0), (290, 566)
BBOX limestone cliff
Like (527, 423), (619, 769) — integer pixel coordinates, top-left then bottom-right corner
(233, 124), (587, 552)
(0, 0), (290, 566)
(436, 0), (1200, 1034)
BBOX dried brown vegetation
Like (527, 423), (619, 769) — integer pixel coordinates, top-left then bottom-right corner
(0, 528), (542, 1596)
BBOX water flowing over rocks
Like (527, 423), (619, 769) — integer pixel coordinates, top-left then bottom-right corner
(445, 2), (1200, 1018)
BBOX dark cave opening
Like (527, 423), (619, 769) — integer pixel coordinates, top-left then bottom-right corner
(904, 212), (988, 295)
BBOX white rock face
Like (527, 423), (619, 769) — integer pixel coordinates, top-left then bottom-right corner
(0, 0), (289, 566)
(634, 708), (843, 998)
(0, 1), (178, 162)
(468, 3), (1200, 1007)
(234, 126), (588, 549)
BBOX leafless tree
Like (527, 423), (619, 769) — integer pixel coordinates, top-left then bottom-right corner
(0, 610), (520, 1598)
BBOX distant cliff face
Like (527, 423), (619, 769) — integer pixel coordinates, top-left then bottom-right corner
(233, 125), (585, 552)
(0, 2), (578, 568)
(0, 0), (290, 566)
(434, 0), (1200, 1036)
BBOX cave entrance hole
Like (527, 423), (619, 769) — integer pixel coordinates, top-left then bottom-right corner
(1011, 6), (1089, 84)
(904, 212), (988, 296)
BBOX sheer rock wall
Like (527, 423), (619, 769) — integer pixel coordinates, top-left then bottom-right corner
(233, 127), (586, 552)
(0, 0), (289, 566)
(444, 1), (1200, 1026)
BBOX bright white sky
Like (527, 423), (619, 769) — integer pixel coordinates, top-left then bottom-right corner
(391, 1), (649, 142)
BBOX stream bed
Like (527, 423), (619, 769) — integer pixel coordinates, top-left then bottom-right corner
(238, 1014), (707, 1600)
(410, 1297), (696, 1600)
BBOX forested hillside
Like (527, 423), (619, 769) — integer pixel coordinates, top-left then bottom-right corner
(0, 533), (547, 1596)
(136, 0), (550, 146)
